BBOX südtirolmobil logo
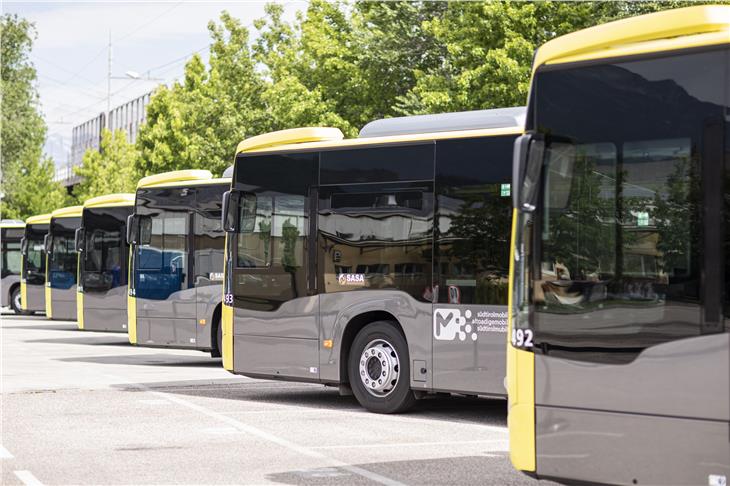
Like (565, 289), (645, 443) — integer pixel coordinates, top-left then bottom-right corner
(433, 308), (477, 342)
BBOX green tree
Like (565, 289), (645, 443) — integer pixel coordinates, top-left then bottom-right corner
(73, 129), (138, 202)
(0, 15), (66, 219)
(396, 1), (703, 115)
(136, 12), (266, 178)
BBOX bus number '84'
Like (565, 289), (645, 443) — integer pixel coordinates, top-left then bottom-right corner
(512, 328), (534, 348)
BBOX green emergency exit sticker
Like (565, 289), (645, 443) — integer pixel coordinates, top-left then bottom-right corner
(637, 212), (649, 227)
(500, 184), (511, 197)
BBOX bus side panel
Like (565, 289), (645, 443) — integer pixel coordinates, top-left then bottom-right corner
(195, 282), (222, 349)
(535, 407), (730, 485)
(232, 295), (320, 380)
(318, 290), (432, 389)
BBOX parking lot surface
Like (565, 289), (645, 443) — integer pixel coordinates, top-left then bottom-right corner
(1, 312), (546, 485)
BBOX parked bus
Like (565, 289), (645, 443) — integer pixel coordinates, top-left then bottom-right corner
(20, 213), (51, 315)
(1, 220), (26, 313)
(508, 6), (729, 485)
(45, 206), (83, 320)
(221, 108), (524, 413)
(75, 193), (135, 332)
(126, 170), (229, 355)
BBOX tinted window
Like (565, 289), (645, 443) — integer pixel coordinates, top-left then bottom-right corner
(49, 217), (81, 290)
(320, 144), (433, 184)
(530, 49), (727, 362)
(194, 185), (226, 286)
(24, 224), (48, 284)
(82, 206), (131, 292)
(319, 183), (433, 301)
(1, 229), (22, 277)
(435, 136), (514, 305)
(135, 187), (191, 301)
(232, 152), (315, 310)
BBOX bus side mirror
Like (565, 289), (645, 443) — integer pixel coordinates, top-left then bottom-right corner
(20, 237), (27, 256)
(74, 227), (85, 253)
(126, 215), (150, 245)
(126, 215), (138, 245)
(221, 190), (239, 233)
(43, 234), (52, 254)
(513, 133), (545, 213)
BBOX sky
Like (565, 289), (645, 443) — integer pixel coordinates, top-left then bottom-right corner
(5, 1), (307, 168)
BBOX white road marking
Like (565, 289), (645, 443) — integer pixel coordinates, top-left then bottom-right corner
(136, 399), (169, 406)
(0, 445), (14, 458)
(14, 470), (44, 486)
(313, 438), (509, 450)
(103, 374), (405, 486)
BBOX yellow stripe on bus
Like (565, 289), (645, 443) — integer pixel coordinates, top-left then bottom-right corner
(507, 208), (535, 472)
(222, 234), (234, 370)
(44, 253), (52, 318)
(127, 248), (137, 343)
(20, 254), (27, 311)
(76, 291), (84, 330)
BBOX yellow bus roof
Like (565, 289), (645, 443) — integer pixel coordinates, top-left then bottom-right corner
(83, 193), (136, 208)
(534, 5), (730, 69)
(25, 213), (52, 225)
(236, 125), (522, 156)
(51, 205), (84, 219)
(0, 220), (25, 229)
(137, 169), (213, 189)
(237, 127), (344, 153)
(137, 176), (231, 190)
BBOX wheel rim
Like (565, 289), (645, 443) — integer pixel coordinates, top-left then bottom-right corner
(13, 291), (21, 311)
(358, 338), (400, 398)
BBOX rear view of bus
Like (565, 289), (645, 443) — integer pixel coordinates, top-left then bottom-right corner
(127, 170), (229, 355)
(76, 194), (135, 332)
(20, 213), (51, 315)
(46, 206), (83, 320)
(1, 220), (26, 314)
(508, 6), (729, 485)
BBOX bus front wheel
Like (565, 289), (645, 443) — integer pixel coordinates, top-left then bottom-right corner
(348, 321), (416, 414)
(10, 287), (25, 315)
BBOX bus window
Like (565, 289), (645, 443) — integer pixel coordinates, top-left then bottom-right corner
(2, 236), (22, 276)
(237, 195), (272, 268)
(137, 210), (188, 300)
(193, 186), (225, 286)
(435, 137), (513, 305)
(319, 186), (433, 300)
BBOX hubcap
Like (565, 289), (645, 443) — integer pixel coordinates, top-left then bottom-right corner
(13, 292), (21, 310)
(359, 339), (400, 398)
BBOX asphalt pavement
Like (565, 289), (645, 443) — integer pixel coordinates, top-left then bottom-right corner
(1, 311), (548, 485)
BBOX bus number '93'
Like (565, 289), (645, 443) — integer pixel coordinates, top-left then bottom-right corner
(512, 328), (534, 348)
(224, 293), (233, 305)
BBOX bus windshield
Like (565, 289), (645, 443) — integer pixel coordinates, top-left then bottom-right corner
(49, 217), (80, 290)
(25, 224), (48, 278)
(82, 207), (128, 292)
(521, 48), (728, 362)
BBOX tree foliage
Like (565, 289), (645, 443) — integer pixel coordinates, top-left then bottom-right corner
(1, 14), (66, 219)
(73, 129), (138, 201)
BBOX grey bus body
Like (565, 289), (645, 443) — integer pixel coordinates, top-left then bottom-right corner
(510, 45), (730, 484)
(1, 222), (25, 312)
(224, 110), (522, 412)
(128, 180), (227, 355)
(47, 215), (81, 320)
(21, 222), (49, 314)
(78, 204), (133, 332)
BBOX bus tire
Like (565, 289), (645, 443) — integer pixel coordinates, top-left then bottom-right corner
(348, 321), (416, 414)
(214, 319), (223, 358)
(10, 286), (25, 315)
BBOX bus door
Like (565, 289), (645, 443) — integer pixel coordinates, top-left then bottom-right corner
(231, 152), (318, 379)
(193, 185), (226, 348)
(431, 136), (513, 395)
(513, 49), (729, 484)
(135, 187), (196, 346)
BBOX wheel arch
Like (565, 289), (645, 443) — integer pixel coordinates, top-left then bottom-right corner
(339, 310), (404, 384)
(210, 301), (223, 357)
(8, 281), (20, 306)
